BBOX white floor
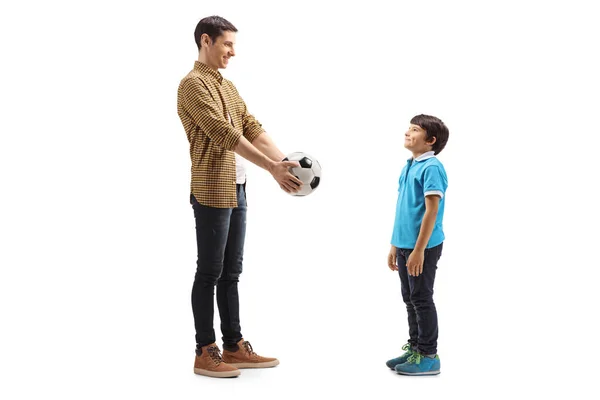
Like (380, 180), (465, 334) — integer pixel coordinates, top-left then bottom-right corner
(1, 242), (596, 399)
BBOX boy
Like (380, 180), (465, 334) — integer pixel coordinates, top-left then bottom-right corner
(386, 114), (449, 376)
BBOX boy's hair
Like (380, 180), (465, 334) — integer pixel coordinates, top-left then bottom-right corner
(410, 114), (449, 155)
(194, 16), (238, 51)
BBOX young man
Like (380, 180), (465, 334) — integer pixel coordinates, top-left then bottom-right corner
(386, 114), (449, 376)
(177, 16), (302, 378)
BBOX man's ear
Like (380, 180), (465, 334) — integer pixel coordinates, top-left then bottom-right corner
(202, 33), (212, 48)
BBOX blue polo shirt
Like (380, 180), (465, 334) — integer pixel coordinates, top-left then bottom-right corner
(391, 151), (448, 249)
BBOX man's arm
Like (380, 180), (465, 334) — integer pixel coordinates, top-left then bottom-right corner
(234, 136), (275, 171)
(233, 136), (302, 193)
(180, 78), (242, 150)
(181, 78), (302, 193)
(235, 94), (301, 191)
(234, 86), (286, 161)
(251, 132), (286, 162)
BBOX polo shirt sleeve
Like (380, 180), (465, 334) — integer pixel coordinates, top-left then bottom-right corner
(423, 165), (446, 198)
(180, 78), (242, 151)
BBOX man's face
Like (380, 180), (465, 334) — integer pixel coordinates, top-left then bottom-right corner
(203, 31), (236, 69)
(404, 124), (435, 154)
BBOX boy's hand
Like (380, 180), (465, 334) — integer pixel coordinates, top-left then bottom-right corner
(388, 246), (398, 271)
(407, 250), (425, 276)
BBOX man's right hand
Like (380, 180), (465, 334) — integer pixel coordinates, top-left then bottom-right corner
(269, 161), (303, 194)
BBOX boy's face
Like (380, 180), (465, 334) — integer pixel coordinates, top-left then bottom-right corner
(404, 124), (436, 154)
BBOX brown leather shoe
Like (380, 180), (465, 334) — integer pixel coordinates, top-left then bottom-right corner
(222, 339), (280, 369)
(194, 343), (240, 378)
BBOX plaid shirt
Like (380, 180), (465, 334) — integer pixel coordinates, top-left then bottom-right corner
(177, 62), (264, 208)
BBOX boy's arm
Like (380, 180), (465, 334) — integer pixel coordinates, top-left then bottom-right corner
(414, 196), (440, 252)
(407, 195), (440, 276)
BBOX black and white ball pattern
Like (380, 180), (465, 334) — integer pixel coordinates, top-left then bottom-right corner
(283, 152), (322, 196)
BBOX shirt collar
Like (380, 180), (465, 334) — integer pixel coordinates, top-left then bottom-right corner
(408, 151), (436, 163)
(194, 61), (223, 84)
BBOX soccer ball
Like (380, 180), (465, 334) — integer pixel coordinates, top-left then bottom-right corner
(283, 152), (322, 196)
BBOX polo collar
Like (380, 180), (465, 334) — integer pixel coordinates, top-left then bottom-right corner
(412, 151), (436, 162)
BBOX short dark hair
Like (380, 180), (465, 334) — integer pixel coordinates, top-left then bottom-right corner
(410, 114), (449, 155)
(194, 16), (238, 51)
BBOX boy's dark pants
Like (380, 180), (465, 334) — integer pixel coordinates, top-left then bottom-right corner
(190, 184), (247, 351)
(396, 243), (443, 355)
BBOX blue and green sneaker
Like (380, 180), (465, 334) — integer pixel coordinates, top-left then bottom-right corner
(395, 352), (440, 376)
(386, 344), (414, 370)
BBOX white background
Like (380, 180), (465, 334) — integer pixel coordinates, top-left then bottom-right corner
(1, 0), (599, 398)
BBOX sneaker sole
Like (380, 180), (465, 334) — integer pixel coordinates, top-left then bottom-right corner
(396, 370), (440, 376)
(194, 368), (241, 378)
(228, 360), (280, 369)
(387, 362), (407, 370)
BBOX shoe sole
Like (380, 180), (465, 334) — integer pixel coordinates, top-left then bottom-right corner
(387, 363), (406, 370)
(396, 370), (440, 376)
(228, 360), (280, 369)
(194, 368), (241, 378)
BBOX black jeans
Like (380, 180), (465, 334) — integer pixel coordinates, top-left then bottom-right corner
(191, 184), (247, 350)
(396, 243), (443, 355)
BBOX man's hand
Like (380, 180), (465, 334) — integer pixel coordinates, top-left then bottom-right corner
(269, 161), (303, 193)
(388, 246), (398, 271)
(406, 249), (425, 277)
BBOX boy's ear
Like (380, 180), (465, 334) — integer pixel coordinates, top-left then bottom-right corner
(427, 136), (437, 146)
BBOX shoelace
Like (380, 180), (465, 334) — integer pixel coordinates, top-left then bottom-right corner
(207, 346), (224, 365)
(243, 341), (257, 356)
(406, 352), (423, 365)
(402, 343), (412, 353)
